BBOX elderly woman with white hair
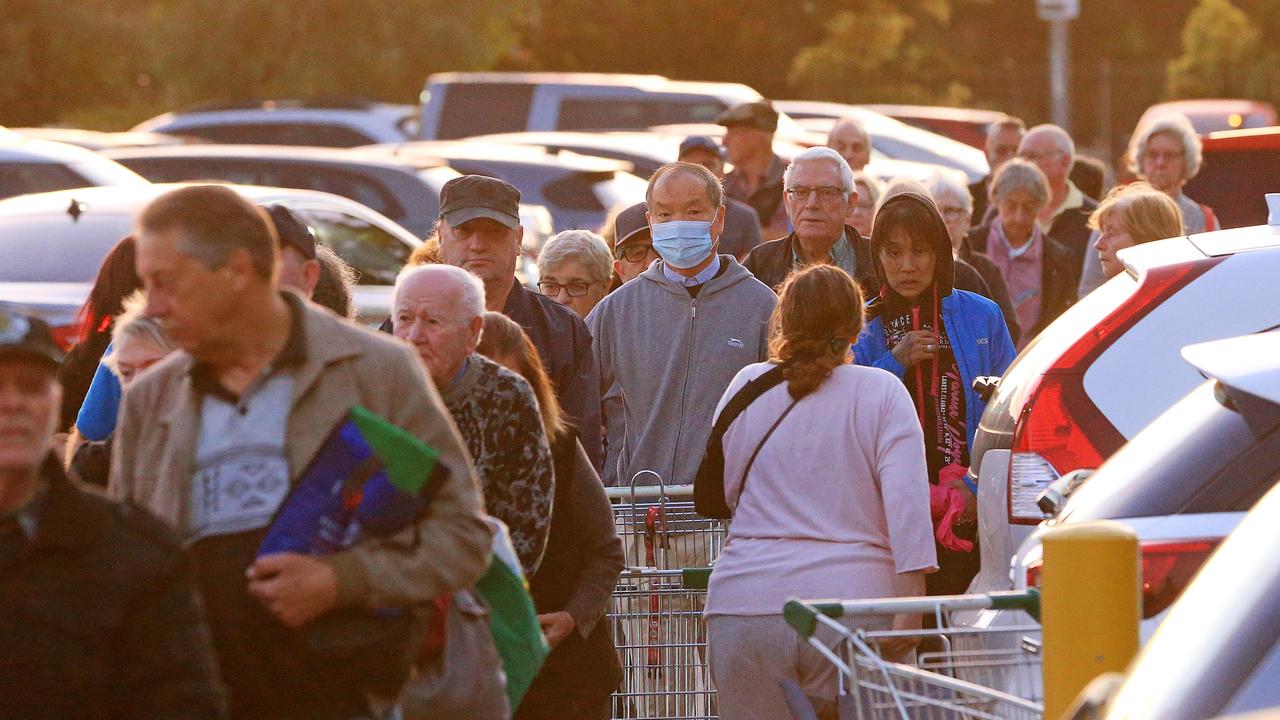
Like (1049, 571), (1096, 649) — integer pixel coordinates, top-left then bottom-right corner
(925, 171), (1021, 345)
(849, 171), (883, 237)
(966, 159), (1079, 347)
(536, 229), (614, 320)
(1129, 113), (1218, 234)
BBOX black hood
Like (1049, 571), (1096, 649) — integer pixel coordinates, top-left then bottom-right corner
(867, 191), (955, 303)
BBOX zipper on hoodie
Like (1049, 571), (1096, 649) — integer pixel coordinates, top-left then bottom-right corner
(670, 296), (697, 482)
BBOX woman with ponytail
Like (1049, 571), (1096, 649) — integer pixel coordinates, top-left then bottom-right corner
(852, 192), (1016, 597)
(704, 264), (938, 720)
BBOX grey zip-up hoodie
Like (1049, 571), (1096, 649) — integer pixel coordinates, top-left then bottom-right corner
(587, 255), (777, 487)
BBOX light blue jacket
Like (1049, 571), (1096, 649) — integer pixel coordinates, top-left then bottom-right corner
(852, 289), (1015, 454)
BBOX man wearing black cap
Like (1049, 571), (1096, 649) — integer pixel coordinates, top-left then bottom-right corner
(437, 175), (603, 469)
(0, 309), (226, 719)
(718, 100), (791, 241)
(264, 204), (321, 300)
(678, 135), (765, 260)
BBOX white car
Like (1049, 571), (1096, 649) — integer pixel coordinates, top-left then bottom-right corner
(958, 331), (1280, 647)
(132, 99), (419, 147)
(0, 183), (422, 329)
(0, 129), (148, 200)
(967, 195), (1280, 599)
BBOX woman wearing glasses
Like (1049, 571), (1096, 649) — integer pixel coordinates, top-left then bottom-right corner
(536, 230), (614, 320)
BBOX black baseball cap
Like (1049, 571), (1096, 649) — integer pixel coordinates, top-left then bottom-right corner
(0, 309), (63, 370)
(613, 202), (651, 250)
(440, 175), (522, 229)
(264, 205), (317, 260)
(715, 101), (779, 132)
(678, 135), (724, 160)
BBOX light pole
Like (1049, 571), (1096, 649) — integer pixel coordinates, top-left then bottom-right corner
(1037, 0), (1079, 132)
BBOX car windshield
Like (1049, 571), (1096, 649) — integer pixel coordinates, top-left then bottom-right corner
(0, 163), (97, 201)
(290, 206), (413, 285)
(0, 212), (133, 281)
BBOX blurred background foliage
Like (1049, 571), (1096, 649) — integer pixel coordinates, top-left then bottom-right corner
(4, 0), (1280, 156)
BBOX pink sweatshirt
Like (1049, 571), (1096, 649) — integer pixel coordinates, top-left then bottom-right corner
(705, 362), (939, 617)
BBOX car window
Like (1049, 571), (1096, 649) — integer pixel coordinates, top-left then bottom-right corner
(556, 98), (724, 131)
(542, 171), (610, 212)
(289, 207), (410, 286)
(0, 213), (131, 281)
(0, 163), (93, 200)
(1221, 633), (1280, 716)
(1062, 382), (1280, 521)
(437, 84), (534, 140)
(177, 123), (375, 148)
(1184, 149), (1280, 229)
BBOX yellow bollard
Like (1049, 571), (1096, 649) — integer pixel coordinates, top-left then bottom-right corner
(1041, 520), (1140, 719)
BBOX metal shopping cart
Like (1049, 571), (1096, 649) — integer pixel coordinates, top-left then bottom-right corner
(783, 592), (1043, 720)
(610, 567), (716, 720)
(607, 473), (729, 570)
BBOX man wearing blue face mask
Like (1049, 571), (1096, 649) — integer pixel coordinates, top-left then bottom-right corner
(586, 162), (777, 493)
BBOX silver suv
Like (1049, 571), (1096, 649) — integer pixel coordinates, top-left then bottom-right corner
(133, 98), (418, 147)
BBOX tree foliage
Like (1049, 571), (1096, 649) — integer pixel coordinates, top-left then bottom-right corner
(1166, 0), (1261, 99)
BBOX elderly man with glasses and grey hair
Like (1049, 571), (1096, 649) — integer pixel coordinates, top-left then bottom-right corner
(1016, 124), (1098, 265)
(743, 146), (878, 293)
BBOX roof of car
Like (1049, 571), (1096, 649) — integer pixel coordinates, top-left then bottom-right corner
(1202, 125), (1280, 151)
(101, 143), (449, 171)
(12, 127), (199, 151)
(1182, 331), (1280, 407)
(0, 182), (390, 220)
(425, 72), (762, 99)
(131, 102), (415, 134)
(0, 134), (131, 165)
(364, 141), (633, 172)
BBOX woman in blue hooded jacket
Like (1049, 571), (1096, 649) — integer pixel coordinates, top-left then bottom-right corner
(852, 191), (1016, 595)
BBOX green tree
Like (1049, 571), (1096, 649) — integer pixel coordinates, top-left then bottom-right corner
(1166, 0), (1261, 99)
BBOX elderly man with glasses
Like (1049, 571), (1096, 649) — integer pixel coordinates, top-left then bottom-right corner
(1015, 124), (1098, 264)
(744, 146), (878, 293)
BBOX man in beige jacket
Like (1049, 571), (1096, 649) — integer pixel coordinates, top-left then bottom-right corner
(110, 185), (490, 719)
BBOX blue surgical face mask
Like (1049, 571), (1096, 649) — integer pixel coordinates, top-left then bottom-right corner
(650, 220), (715, 269)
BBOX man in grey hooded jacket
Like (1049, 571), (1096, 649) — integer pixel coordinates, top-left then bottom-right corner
(587, 162), (777, 490)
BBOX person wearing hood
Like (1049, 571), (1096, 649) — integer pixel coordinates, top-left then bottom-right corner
(587, 162), (777, 489)
(852, 192), (1015, 596)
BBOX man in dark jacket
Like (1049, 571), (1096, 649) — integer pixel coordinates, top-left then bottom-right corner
(969, 116), (1025, 222)
(0, 309), (226, 720)
(744, 146), (877, 293)
(437, 175), (603, 469)
(719, 101), (790, 241)
(1017, 124), (1099, 264)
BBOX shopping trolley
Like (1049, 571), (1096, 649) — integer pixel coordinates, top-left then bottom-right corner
(607, 472), (729, 569)
(610, 567), (716, 720)
(783, 591), (1044, 720)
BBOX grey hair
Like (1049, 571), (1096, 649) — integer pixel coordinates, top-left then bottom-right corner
(538, 230), (613, 284)
(393, 263), (485, 323)
(646, 161), (723, 210)
(1127, 113), (1203, 180)
(986, 116), (1026, 142)
(1024, 123), (1075, 161)
(852, 171), (884, 206)
(924, 169), (973, 212)
(102, 290), (175, 375)
(785, 146), (856, 200)
(990, 158), (1050, 206)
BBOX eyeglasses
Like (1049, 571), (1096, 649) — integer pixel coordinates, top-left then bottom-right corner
(1017, 149), (1065, 163)
(939, 206), (971, 221)
(538, 280), (594, 298)
(1145, 150), (1185, 163)
(615, 243), (653, 263)
(785, 186), (845, 202)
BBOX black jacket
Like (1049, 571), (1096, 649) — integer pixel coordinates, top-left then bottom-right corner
(957, 245), (1021, 345)
(743, 226), (878, 293)
(1047, 195), (1100, 265)
(967, 221), (1080, 340)
(518, 432), (624, 719)
(502, 281), (603, 470)
(0, 458), (225, 720)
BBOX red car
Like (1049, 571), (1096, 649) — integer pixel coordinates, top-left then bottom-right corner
(1184, 126), (1280, 229)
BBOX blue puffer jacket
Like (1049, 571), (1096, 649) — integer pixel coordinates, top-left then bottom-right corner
(852, 290), (1015, 453)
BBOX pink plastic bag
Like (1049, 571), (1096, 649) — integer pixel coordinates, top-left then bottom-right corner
(930, 464), (974, 553)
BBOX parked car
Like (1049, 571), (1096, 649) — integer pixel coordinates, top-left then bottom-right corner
(1183, 126), (1280, 230)
(362, 140), (648, 231)
(967, 194), (1280, 595)
(1069, 412), (1280, 719)
(418, 71), (811, 144)
(11, 127), (197, 151)
(771, 101), (989, 181)
(103, 144), (458, 239)
(0, 183), (422, 330)
(461, 130), (685, 178)
(855, 105), (1007, 150)
(132, 98), (418, 147)
(0, 130), (148, 200)
(1137, 98), (1277, 136)
(959, 331), (1280, 645)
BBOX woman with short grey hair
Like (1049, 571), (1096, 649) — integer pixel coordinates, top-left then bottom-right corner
(965, 159), (1079, 347)
(536, 229), (614, 319)
(1127, 113), (1217, 234)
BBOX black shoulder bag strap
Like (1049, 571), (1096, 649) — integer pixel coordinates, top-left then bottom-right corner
(694, 364), (787, 519)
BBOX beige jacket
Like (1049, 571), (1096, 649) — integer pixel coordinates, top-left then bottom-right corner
(109, 295), (491, 608)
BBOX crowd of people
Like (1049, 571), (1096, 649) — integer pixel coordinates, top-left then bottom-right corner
(0, 96), (1212, 720)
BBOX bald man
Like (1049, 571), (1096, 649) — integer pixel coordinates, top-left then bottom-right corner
(826, 116), (872, 171)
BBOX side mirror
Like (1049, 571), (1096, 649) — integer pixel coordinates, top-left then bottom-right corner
(1036, 468), (1095, 516)
(972, 375), (1000, 402)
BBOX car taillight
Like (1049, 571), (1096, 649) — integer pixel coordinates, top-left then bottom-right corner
(1141, 539), (1220, 619)
(1026, 538), (1219, 617)
(49, 324), (78, 351)
(1007, 259), (1219, 526)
